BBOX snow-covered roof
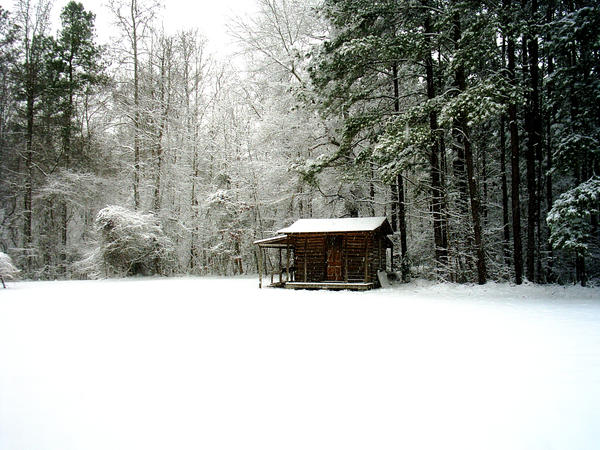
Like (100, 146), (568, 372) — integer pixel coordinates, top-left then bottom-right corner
(278, 217), (390, 234)
(253, 235), (289, 247)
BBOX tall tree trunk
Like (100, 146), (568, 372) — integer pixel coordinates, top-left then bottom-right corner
(369, 164), (375, 216)
(424, 14), (448, 272)
(501, 113), (511, 266)
(60, 51), (75, 274)
(18, 0), (51, 275)
(529, 0), (544, 283)
(397, 173), (408, 279)
(505, 1), (524, 284)
(152, 41), (170, 213)
(523, 4), (542, 283)
(390, 181), (398, 233)
(500, 24), (510, 267)
(453, 12), (486, 284)
(132, 0), (140, 210)
(190, 147), (199, 270)
(450, 16), (470, 279)
(545, 4), (555, 281)
(463, 131), (486, 284)
(392, 62), (409, 278)
(576, 252), (587, 287)
(187, 47), (198, 271)
(481, 140), (488, 224)
(24, 90), (34, 272)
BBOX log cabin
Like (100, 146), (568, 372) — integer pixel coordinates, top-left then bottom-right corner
(254, 217), (393, 290)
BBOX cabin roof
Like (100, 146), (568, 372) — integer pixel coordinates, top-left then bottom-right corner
(253, 235), (289, 248)
(278, 217), (391, 234)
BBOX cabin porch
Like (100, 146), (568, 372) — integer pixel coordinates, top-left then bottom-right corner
(254, 235), (294, 289)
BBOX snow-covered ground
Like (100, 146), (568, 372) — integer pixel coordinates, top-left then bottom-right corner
(1, 277), (599, 450)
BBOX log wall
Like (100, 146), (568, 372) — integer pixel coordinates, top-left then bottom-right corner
(292, 234), (326, 282)
(290, 232), (388, 284)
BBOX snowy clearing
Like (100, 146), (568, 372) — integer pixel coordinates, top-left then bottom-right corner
(1, 277), (599, 450)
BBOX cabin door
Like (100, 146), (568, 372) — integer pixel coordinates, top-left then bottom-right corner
(326, 236), (343, 281)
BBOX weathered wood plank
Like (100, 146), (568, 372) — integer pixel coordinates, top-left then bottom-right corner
(285, 282), (374, 291)
(279, 229), (392, 285)
(303, 238), (307, 282)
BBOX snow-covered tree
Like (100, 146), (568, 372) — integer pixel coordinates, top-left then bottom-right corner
(547, 177), (600, 286)
(1, 0), (598, 284)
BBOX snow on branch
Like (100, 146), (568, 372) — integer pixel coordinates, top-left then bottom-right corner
(547, 176), (600, 254)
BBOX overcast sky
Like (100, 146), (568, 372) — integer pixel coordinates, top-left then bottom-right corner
(50, 0), (257, 56)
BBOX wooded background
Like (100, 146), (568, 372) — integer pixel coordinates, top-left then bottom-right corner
(0, 0), (598, 284)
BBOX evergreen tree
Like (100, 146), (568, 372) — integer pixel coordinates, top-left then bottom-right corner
(0, 6), (19, 246)
(52, 1), (104, 271)
(544, 1), (600, 284)
(309, 0), (501, 283)
(12, 0), (53, 274)
(309, 0), (424, 278)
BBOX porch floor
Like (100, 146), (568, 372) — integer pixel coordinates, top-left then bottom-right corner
(284, 281), (375, 291)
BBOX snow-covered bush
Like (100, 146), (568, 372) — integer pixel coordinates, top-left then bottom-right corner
(83, 205), (176, 278)
(0, 251), (20, 287)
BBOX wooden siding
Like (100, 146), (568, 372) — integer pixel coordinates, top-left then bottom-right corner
(290, 232), (389, 284)
(292, 234), (326, 282)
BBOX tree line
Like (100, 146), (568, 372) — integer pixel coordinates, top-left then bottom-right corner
(0, 0), (598, 285)
(305, 0), (599, 285)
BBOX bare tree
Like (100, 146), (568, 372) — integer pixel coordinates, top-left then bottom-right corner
(109, 0), (160, 210)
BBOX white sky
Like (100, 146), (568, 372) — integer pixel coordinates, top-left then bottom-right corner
(50, 0), (257, 56)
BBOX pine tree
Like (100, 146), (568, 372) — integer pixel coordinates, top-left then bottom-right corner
(12, 0), (52, 273)
(309, 0), (428, 277)
(52, 1), (104, 271)
(545, 1), (600, 284)
(0, 6), (19, 232)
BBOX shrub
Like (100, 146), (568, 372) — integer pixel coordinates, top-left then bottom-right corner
(84, 205), (175, 278)
(0, 251), (20, 287)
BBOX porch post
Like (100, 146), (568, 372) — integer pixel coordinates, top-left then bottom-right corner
(344, 236), (348, 282)
(257, 246), (263, 288)
(304, 237), (307, 282)
(286, 243), (290, 282)
(364, 237), (370, 282)
(279, 248), (282, 283)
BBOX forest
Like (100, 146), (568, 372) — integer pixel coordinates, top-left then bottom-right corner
(0, 0), (598, 285)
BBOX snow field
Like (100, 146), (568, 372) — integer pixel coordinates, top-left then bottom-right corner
(1, 277), (599, 450)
